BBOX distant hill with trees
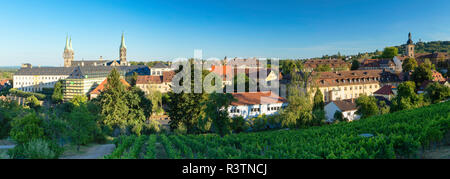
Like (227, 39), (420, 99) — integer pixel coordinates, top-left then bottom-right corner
(396, 41), (450, 54)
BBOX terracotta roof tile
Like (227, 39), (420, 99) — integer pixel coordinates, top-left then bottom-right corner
(374, 85), (394, 95)
(332, 100), (357, 112)
(90, 78), (130, 95)
(231, 92), (287, 106)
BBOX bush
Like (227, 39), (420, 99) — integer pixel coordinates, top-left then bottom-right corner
(143, 120), (161, 134)
(22, 139), (57, 159)
(8, 139), (62, 159)
(10, 112), (45, 144)
(231, 116), (249, 133)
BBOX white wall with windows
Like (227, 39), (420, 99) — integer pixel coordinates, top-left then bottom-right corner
(228, 102), (287, 119)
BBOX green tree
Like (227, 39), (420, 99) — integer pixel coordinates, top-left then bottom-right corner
(356, 94), (379, 119)
(147, 89), (164, 115)
(231, 116), (249, 133)
(68, 104), (97, 151)
(69, 95), (88, 107)
(97, 68), (130, 134)
(379, 101), (390, 115)
(130, 72), (138, 87)
(381, 47), (398, 59)
(51, 81), (63, 104)
(281, 72), (313, 128)
(204, 92), (236, 137)
(391, 81), (426, 111)
(0, 100), (28, 139)
(425, 82), (450, 104)
(411, 63), (432, 86)
(402, 57), (418, 72)
(166, 62), (211, 134)
(124, 87), (152, 136)
(26, 95), (40, 110)
(10, 112), (45, 144)
(313, 88), (324, 111)
(315, 64), (332, 72)
(351, 59), (360, 70)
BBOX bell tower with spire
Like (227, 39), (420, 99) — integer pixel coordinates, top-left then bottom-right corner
(120, 32), (127, 64)
(406, 32), (415, 58)
(63, 36), (74, 67)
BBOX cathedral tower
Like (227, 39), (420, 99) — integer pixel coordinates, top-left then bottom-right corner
(120, 32), (127, 64)
(63, 36), (74, 67)
(406, 32), (415, 58)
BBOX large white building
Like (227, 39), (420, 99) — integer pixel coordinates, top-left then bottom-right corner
(13, 66), (74, 92)
(228, 92), (288, 119)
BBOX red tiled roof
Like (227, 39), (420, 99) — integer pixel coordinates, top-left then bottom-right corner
(90, 78), (130, 95)
(162, 71), (175, 82)
(314, 70), (384, 87)
(0, 79), (10, 86)
(137, 75), (163, 84)
(231, 92), (287, 106)
(137, 71), (176, 84)
(332, 99), (358, 112)
(374, 85), (394, 95)
(432, 70), (446, 82)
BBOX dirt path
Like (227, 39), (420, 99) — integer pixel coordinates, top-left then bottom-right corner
(0, 145), (15, 150)
(422, 145), (450, 159)
(61, 144), (115, 159)
(155, 142), (168, 159)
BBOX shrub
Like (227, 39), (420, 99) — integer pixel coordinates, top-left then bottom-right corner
(22, 139), (57, 159)
(10, 112), (45, 144)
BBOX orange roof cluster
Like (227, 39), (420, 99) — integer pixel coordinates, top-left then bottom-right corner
(0, 79), (10, 86)
(432, 70), (446, 82)
(231, 92), (287, 106)
(90, 78), (130, 95)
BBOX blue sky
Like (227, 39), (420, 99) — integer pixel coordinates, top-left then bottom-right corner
(0, 0), (449, 66)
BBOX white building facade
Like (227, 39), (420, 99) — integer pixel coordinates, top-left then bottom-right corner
(228, 92), (288, 119)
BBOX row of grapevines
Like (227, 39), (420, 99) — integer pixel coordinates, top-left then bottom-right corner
(182, 101), (450, 159)
(104, 135), (136, 159)
(144, 135), (157, 159)
(160, 134), (182, 159)
(122, 135), (147, 159)
(168, 135), (194, 159)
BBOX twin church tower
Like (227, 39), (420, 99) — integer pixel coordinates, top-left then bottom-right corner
(63, 33), (128, 67)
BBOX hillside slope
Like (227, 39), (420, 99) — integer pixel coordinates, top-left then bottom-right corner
(182, 101), (450, 159)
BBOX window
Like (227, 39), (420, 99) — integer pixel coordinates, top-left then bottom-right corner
(251, 108), (260, 112)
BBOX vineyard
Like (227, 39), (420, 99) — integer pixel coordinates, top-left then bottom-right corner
(105, 101), (450, 159)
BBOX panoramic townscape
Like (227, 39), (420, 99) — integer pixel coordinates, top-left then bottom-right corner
(0, 1), (449, 163)
(1, 32), (449, 159)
